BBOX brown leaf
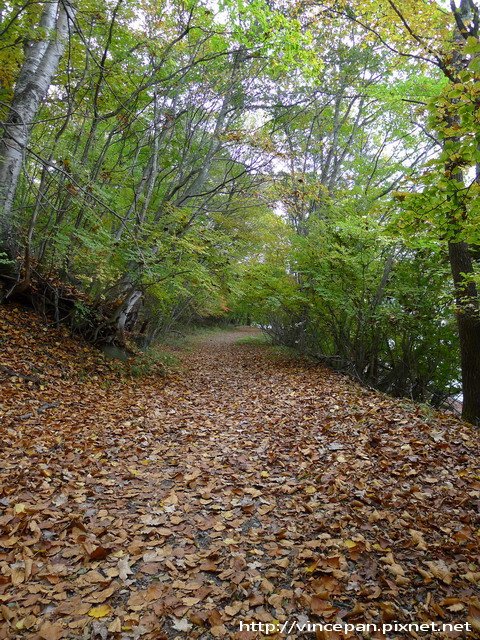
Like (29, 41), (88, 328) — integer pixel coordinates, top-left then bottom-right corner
(38, 622), (64, 640)
(85, 584), (116, 603)
(88, 546), (112, 561)
(424, 560), (453, 585)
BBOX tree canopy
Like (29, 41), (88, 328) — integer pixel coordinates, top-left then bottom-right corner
(1, 0), (479, 423)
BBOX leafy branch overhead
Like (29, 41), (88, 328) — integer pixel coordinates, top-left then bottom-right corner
(1, 0), (479, 421)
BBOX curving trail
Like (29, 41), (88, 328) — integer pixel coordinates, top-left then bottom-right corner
(1, 307), (479, 639)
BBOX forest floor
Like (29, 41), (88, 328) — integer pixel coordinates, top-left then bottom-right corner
(0, 304), (479, 640)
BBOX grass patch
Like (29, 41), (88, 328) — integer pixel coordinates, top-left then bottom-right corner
(130, 348), (179, 377)
(235, 333), (304, 361)
(188, 324), (235, 337)
(235, 333), (271, 346)
(266, 344), (301, 360)
(161, 324), (236, 350)
(108, 347), (180, 378)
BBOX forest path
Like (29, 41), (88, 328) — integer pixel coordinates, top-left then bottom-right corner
(1, 308), (479, 639)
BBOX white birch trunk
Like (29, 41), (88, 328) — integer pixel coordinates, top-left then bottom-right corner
(0, 0), (76, 253)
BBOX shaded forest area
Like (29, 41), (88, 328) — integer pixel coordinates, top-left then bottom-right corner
(0, 0), (480, 423)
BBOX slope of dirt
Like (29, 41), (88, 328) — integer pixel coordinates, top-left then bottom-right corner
(0, 305), (479, 640)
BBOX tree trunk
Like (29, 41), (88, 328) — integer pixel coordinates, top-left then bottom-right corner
(0, 0), (75, 255)
(114, 288), (143, 340)
(444, 0), (480, 424)
(448, 240), (480, 424)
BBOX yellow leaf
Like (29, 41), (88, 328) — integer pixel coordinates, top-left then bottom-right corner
(260, 471), (269, 478)
(305, 560), (319, 574)
(19, 615), (37, 630)
(88, 604), (112, 618)
(127, 467), (140, 477)
(344, 539), (357, 549)
(14, 503), (27, 515)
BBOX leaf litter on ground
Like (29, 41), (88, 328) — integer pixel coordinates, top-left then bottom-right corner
(0, 305), (479, 639)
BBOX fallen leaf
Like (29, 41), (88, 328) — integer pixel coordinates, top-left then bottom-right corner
(171, 617), (192, 632)
(88, 604), (113, 619)
(38, 622), (64, 640)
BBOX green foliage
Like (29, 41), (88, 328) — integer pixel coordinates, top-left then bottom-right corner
(0, 251), (14, 267)
(0, 0), (471, 410)
(231, 206), (459, 401)
(235, 333), (271, 345)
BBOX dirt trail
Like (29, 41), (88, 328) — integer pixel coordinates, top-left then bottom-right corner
(1, 308), (479, 639)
